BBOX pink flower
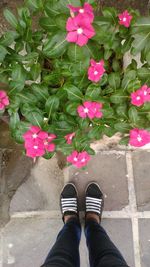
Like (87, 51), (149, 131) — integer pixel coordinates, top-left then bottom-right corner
(65, 132), (76, 144)
(23, 126), (48, 141)
(131, 85), (150, 107)
(66, 15), (95, 46)
(25, 139), (45, 158)
(88, 59), (106, 82)
(129, 128), (150, 147)
(23, 126), (57, 158)
(68, 3), (94, 22)
(77, 101), (103, 119)
(140, 85), (150, 102)
(118, 10), (132, 28)
(43, 133), (56, 152)
(67, 150), (91, 168)
(0, 90), (9, 110)
(47, 133), (57, 142)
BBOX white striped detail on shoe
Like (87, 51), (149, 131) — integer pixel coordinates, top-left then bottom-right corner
(86, 197), (102, 215)
(61, 198), (77, 213)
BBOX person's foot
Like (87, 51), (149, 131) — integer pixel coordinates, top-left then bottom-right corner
(60, 183), (79, 223)
(85, 182), (104, 224)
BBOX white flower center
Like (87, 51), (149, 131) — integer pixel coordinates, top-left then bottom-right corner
(94, 71), (98, 75)
(32, 133), (38, 138)
(77, 28), (83, 34)
(81, 158), (86, 162)
(123, 17), (127, 22)
(136, 96), (141, 100)
(137, 135), (142, 142)
(79, 8), (84, 13)
(144, 91), (147, 96)
(44, 141), (48, 145)
(34, 145), (38, 149)
(74, 157), (78, 162)
(69, 136), (73, 140)
(84, 108), (89, 113)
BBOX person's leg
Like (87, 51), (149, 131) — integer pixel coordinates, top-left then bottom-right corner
(85, 219), (129, 267)
(41, 217), (81, 267)
(84, 183), (129, 267)
(41, 183), (81, 267)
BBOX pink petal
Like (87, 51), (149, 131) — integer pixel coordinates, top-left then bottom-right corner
(2, 97), (9, 106)
(0, 103), (5, 110)
(83, 27), (95, 38)
(76, 34), (88, 46)
(0, 90), (7, 98)
(66, 17), (77, 31)
(46, 143), (55, 152)
(66, 31), (78, 43)
(38, 131), (48, 140)
(30, 126), (41, 133)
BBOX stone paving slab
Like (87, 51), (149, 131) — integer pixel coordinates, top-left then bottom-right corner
(67, 152), (129, 211)
(132, 151), (150, 211)
(10, 157), (64, 214)
(0, 122), (22, 150)
(1, 217), (134, 267)
(138, 219), (150, 267)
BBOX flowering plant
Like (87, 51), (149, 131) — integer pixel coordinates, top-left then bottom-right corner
(0, 0), (150, 168)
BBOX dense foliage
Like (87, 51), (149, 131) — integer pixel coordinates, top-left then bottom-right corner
(0, 0), (150, 167)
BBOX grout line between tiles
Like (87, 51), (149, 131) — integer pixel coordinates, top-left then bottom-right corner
(126, 152), (141, 267)
(0, 230), (3, 267)
(10, 210), (150, 219)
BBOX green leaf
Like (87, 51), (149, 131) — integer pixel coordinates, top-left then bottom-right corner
(9, 112), (20, 130)
(43, 151), (55, 159)
(103, 126), (117, 137)
(85, 84), (101, 100)
(104, 49), (112, 60)
(30, 63), (41, 81)
(0, 45), (8, 62)
(110, 93), (128, 104)
(67, 44), (90, 64)
(24, 110), (44, 127)
(132, 33), (150, 55)
(85, 147), (95, 155)
(108, 73), (121, 90)
(0, 31), (19, 46)
(88, 125), (103, 140)
(3, 9), (18, 28)
(137, 67), (150, 81)
(43, 32), (68, 58)
(66, 102), (79, 116)
(25, 0), (43, 11)
(45, 96), (60, 119)
(114, 122), (131, 133)
(116, 105), (128, 118)
(102, 7), (117, 23)
(128, 106), (139, 123)
(119, 136), (129, 145)
(31, 84), (49, 101)
(63, 83), (83, 101)
(55, 14), (68, 30)
(102, 107), (114, 118)
(39, 17), (58, 31)
(12, 64), (26, 83)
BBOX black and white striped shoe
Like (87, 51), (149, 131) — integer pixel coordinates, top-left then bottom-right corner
(85, 182), (104, 221)
(60, 183), (78, 223)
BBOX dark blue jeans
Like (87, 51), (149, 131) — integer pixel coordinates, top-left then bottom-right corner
(41, 218), (129, 267)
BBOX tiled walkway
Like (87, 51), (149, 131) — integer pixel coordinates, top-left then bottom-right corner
(0, 148), (150, 267)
